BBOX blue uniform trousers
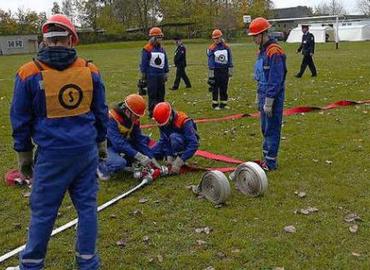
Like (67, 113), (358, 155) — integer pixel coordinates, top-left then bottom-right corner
(20, 147), (100, 270)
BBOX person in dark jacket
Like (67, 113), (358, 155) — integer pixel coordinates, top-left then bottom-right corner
(170, 37), (191, 90)
(295, 24), (317, 78)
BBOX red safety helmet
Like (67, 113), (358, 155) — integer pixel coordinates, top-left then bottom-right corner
(149, 27), (164, 37)
(42, 14), (79, 45)
(212, 29), (223, 39)
(153, 102), (172, 126)
(248, 17), (271, 36)
(124, 94), (146, 117)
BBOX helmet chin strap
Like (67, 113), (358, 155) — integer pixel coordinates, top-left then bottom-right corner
(259, 32), (264, 50)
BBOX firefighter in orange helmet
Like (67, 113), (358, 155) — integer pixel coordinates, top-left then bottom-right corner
(248, 17), (287, 171)
(207, 29), (234, 110)
(9, 14), (107, 269)
(97, 94), (160, 180)
(151, 102), (199, 174)
(139, 27), (169, 117)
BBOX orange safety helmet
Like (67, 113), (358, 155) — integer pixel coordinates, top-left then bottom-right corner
(248, 17), (271, 36)
(212, 29), (223, 39)
(42, 14), (79, 45)
(149, 27), (164, 37)
(153, 102), (172, 126)
(124, 94), (146, 117)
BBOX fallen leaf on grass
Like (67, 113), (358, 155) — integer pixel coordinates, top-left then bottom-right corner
(13, 223), (22, 230)
(349, 224), (358, 233)
(22, 191), (31, 198)
(217, 251), (226, 259)
(195, 227), (213, 234)
(294, 191), (306, 198)
(116, 240), (126, 247)
(143, 235), (150, 244)
(132, 209), (143, 216)
(284, 225), (296, 233)
(157, 254), (163, 263)
(344, 213), (363, 223)
(196, 240), (207, 246)
(139, 198), (149, 204)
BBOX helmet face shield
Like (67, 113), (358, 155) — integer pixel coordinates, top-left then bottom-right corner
(42, 14), (79, 45)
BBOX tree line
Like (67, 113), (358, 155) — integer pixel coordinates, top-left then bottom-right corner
(1, 0), (368, 41)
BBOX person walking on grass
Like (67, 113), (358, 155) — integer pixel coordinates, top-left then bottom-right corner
(207, 29), (233, 110)
(248, 17), (287, 171)
(9, 14), (108, 270)
(295, 24), (317, 78)
(170, 37), (191, 90)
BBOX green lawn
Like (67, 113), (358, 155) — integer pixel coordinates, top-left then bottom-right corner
(0, 39), (369, 269)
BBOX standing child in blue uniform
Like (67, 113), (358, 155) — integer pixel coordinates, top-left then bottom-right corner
(139, 27), (169, 117)
(248, 17), (287, 171)
(9, 14), (108, 270)
(207, 29), (233, 110)
(97, 94), (159, 181)
(151, 102), (199, 174)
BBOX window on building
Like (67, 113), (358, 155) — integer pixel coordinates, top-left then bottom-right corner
(7, 40), (24, 48)
(8, 40), (15, 48)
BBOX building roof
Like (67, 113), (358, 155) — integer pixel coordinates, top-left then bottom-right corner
(272, 6), (313, 19)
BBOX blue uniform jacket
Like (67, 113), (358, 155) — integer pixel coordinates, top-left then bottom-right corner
(254, 39), (287, 109)
(152, 112), (199, 161)
(140, 43), (169, 76)
(207, 42), (233, 69)
(10, 57), (108, 154)
(107, 117), (153, 159)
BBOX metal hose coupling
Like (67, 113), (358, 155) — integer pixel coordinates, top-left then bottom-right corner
(232, 162), (268, 197)
(197, 170), (231, 204)
(134, 165), (170, 185)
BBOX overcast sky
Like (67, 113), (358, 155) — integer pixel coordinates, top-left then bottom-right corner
(0, 0), (359, 15)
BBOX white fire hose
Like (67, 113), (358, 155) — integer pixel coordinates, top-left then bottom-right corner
(195, 162), (268, 204)
(0, 166), (169, 264)
(232, 162), (268, 197)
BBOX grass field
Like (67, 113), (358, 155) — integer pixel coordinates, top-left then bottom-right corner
(0, 39), (369, 269)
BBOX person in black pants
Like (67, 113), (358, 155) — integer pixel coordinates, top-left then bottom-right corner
(170, 37), (191, 90)
(295, 24), (317, 78)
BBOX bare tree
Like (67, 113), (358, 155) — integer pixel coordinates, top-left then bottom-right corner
(358, 0), (370, 15)
(51, 2), (61, 14)
(314, 0), (346, 15)
(62, 0), (75, 22)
